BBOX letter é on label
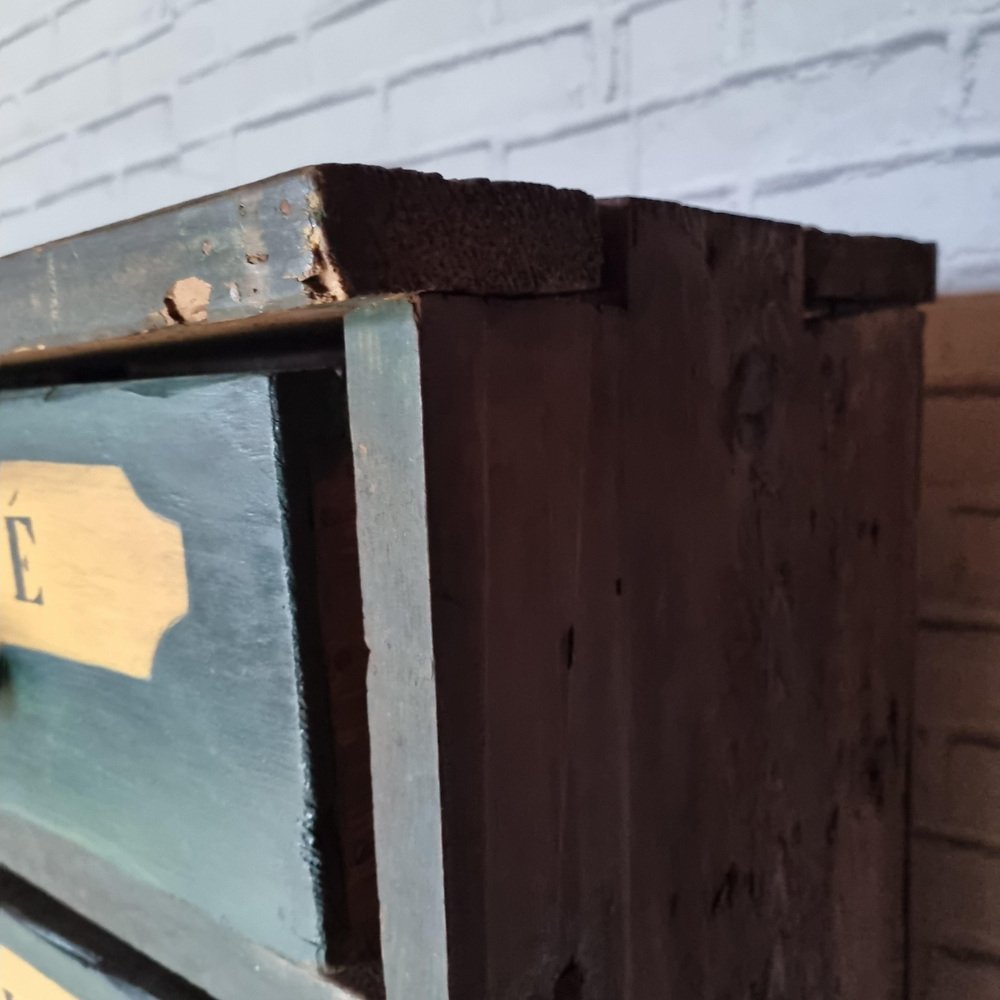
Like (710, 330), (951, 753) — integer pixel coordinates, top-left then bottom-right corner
(5, 516), (43, 605)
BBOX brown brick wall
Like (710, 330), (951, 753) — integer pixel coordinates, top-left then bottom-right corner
(913, 294), (1000, 998)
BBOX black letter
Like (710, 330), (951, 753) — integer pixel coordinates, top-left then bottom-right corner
(5, 516), (42, 605)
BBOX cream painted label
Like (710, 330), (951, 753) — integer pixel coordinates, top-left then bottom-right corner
(0, 948), (80, 1000)
(0, 461), (188, 680)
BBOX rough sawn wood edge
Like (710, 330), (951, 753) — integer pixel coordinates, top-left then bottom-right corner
(0, 163), (601, 355)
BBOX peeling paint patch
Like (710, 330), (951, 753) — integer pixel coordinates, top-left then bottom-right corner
(294, 190), (347, 303)
(299, 226), (347, 303)
(162, 277), (212, 325)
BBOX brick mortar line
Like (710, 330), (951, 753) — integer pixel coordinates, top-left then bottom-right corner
(631, 26), (952, 120)
(0, 10), (990, 155)
(754, 139), (1000, 199)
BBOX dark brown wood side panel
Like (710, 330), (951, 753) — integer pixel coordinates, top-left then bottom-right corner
(411, 302), (492, 1000)
(613, 204), (806, 999)
(402, 201), (921, 999)
(419, 295), (611, 999)
(808, 307), (922, 998)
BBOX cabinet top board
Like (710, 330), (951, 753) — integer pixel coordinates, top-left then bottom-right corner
(0, 163), (935, 359)
(0, 164), (602, 354)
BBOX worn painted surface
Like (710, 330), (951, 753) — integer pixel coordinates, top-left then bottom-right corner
(345, 300), (449, 1000)
(0, 172), (322, 353)
(0, 165), (602, 357)
(0, 373), (353, 991)
(0, 461), (188, 679)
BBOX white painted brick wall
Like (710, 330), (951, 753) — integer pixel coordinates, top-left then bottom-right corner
(0, 0), (995, 290)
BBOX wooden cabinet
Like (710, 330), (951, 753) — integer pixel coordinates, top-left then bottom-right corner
(0, 166), (932, 999)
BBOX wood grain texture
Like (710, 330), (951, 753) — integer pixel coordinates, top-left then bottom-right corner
(0, 371), (374, 998)
(923, 292), (1000, 391)
(345, 300), (450, 1000)
(804, 228), (936, 308)
(0, 164), (601, 355)
(347, 200), (922, 998)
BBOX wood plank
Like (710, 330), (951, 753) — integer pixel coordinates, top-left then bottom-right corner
(804, 228), (936, 307)
(0, 870), (210, 1000)
(347, 198), (921, 998)
(0, 165), (601, 355)
(0, 371), (376, 998)
(421, 292), (632, 999)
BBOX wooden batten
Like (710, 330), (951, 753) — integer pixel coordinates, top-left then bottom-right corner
(0, 164), (602, 356)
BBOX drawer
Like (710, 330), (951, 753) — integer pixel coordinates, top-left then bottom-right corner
(0, 368), (374, 999)
(0, 871), (206, 1000)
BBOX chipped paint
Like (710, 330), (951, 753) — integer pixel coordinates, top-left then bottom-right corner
(299, 226), (348, 303)
(162, 277), (212, 325)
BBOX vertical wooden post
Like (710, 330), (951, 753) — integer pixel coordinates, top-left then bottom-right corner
(345, 298), (450, 1000)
